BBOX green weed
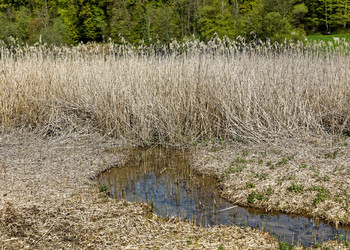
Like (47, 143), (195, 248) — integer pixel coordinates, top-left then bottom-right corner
(299, 164), (307, 169)
(277, 158), (288, 166)
(288, 183), (304, 193)
(325, 150), (338, 159)
(217, 244), (224, 250)
(248, 192), (259, 203)
(219, 162), (247, 181)
(247, 189), (272, 203)
(210, 146), (221, 152)
(309, 185), (331, 206)
(266, 186), (274, 196)
(278, 241), (294, 250)
(246, 182), (255, 188)
(254, 172), (268, 180)
(99, 184), (108, 192)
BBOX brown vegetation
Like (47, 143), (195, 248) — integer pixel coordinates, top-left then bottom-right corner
(0, 132), (280, 249)
(192, 137), (350, 227)
(1, 39), (350, 248)
(1, 39), (349, 144)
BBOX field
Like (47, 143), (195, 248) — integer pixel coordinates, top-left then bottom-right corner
(307, 34), (350, 43)
(1, 38), (350, 248)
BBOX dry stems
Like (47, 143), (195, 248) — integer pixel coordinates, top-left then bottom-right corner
(1, 38), (349, 144)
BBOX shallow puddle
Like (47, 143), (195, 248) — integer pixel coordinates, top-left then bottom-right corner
(97, 147), (350, 247)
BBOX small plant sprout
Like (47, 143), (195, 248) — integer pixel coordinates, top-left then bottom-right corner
(288, 183), (304, 193)
(99, 184), (108, 192)
(246, 182), (255, 188)
(325, 150), (338, 159)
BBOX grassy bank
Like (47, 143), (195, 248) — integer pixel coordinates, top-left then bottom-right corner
(1, 39), (349, 144)
(192, 137), (350, 227)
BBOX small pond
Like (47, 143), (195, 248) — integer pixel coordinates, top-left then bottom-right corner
(97, 147), (350, 247)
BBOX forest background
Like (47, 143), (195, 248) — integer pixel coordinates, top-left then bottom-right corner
(0, 0), (349, 45)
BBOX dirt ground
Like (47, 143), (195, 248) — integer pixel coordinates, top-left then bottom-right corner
(0, 131), (349, 249)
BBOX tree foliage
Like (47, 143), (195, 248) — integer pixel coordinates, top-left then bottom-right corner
(0, 0), (349, 44)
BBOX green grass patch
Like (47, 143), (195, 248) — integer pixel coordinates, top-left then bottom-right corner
(308, 185), (331, 206)
(99, 184), (108, 192)
(278, 241), (294, 250)
(288, 183), (304, 193)
(307, 34), (350, 42)
(325, 150), (338, 159)
(247, 191), (264, 203)
(246, 182), (255, 188)
(247, 188), (273, 203)
(219, 161), (247, 181)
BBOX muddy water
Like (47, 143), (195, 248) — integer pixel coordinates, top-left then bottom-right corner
(97, 147), (350, 247)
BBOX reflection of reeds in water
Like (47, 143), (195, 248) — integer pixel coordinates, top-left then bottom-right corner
(98, 147), (350, 246)
(100, 147), (228, 225)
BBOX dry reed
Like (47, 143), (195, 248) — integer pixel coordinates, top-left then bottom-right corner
(0, 38), (349, 144)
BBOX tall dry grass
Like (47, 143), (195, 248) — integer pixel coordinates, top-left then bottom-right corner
(0, 38), (349, 144)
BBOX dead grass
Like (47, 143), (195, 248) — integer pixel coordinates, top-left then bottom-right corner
(191, 136), (350, 228)
(0, 131), (349, 249)
(0, 131), (281, 249)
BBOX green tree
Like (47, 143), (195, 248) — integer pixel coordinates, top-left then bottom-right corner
(0, 5), (31, 43)
(77, 1), (107, 42)
(40, 17), (71, 44)
(331, 0), (350, 29)
(151, 4), (179, 42)
(241, 0), (305, 42)
(198, 0), (235, 39)
(264, 0), (296, 18)
(264, 11), (293, 41)
(292, 3), (308, 28)
(241, 0), (264, 39)
(57, 0), (79, 43)
(110, 0), (146, 43)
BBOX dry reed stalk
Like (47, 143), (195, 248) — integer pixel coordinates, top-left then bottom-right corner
(0, 39), (349, 144)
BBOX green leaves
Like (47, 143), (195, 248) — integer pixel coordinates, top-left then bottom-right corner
(0, 0), (348, 45)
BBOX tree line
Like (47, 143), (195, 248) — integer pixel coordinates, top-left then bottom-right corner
(0, 0), (349, 45)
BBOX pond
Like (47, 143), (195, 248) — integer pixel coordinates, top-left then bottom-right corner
(97, 147), (350, 247)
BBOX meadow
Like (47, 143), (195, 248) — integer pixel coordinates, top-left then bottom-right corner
(307, 34), (350, 43)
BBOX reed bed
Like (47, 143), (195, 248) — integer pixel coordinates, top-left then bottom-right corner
(1, 38), (349, 144)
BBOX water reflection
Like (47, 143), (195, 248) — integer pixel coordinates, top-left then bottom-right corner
(97, 147), (350, 247)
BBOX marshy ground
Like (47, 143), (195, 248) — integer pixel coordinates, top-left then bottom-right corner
(1, 131), (349, 249)
(1, 40), (350, 248)
(0, 131), (278, 249)
(192, 136), (350, 228)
